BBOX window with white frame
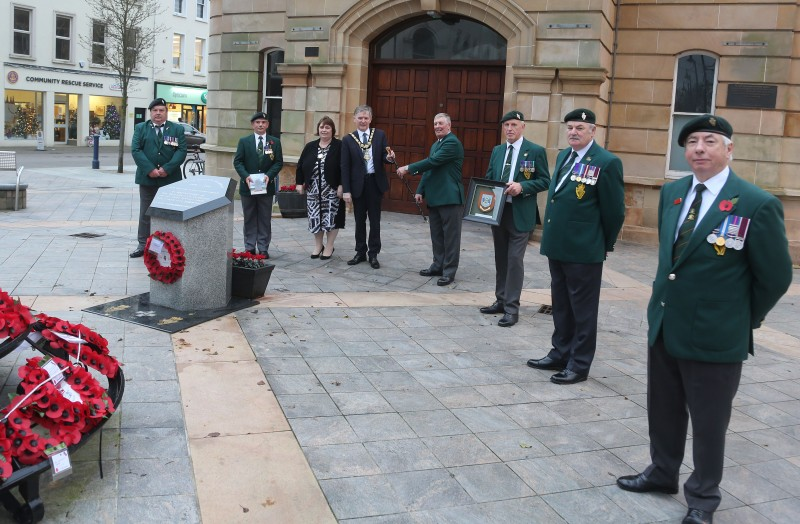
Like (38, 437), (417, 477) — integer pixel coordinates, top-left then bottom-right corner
(92, 21), (106, 65)
(55, 14), (73, 61)
(262, 49), (284, 136)
(667, 53), (719, 176)
(172, 33), (184, 71)
(13, 6), (33, 56)
(196, 0), (206, 20)
(174, 0), (185, 15)
(194, 38), (205, 73)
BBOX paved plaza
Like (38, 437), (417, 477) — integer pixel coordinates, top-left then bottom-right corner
(0, 146), (798, 523)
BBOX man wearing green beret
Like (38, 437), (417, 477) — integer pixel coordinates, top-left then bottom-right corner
(130, 98), (187, 258)
(479, 111), (550, 327)
(616, 114), (792, 524)
(527, 108), (625, 383)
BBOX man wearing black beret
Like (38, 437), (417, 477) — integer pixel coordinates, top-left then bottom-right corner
(616, 114), (792, 524)
(233, 112), (283, 257)
(527, 108), (625, 383)
(130, 98), (187, 258)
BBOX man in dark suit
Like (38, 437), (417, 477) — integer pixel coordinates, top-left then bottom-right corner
(233, 111), (283, 257)
(130, 98), (187, 258)
(527, 108), (625, 384)
(341, 105), (395, 269)
(616, 115), (793, 524)
(479, 111), (550, 327)
(397, 113), (465, 286)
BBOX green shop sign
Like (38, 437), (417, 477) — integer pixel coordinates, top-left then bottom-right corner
(155, 84), (208, 106)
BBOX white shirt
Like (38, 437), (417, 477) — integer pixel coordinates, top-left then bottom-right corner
(254, 133), (266, 148)
(358, 129), (375, 174)
(503, 137), (523, 201)
(674, 167), (730, 241)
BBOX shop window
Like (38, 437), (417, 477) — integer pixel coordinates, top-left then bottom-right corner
(194, 38), (205, 74)
(89, 95), (123, 140)
(262, 49), (284, 136)
(13, 6), (33, 57)
(55, 14), (73, 62)
(667, 53), (719, 176)
(92, 21), (106, 65)
(172, 33), (184, 71)
(4, 90), (43, 139)
(196, 0), (206, 20)
(174, 0), (185, 16)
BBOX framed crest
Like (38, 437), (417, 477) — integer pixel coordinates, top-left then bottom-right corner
(463, 178), (508, 226)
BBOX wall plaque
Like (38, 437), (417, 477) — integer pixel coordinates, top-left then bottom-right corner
(726, 84), (777, 109)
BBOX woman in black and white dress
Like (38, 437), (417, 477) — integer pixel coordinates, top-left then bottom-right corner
(296, 116), (345, 259)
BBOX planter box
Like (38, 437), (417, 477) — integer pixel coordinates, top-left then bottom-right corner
(276, 192), (307, 218)
(231, 264), (275, 299)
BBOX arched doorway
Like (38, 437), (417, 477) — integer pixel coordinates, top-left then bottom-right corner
(368, 15), (506, 214)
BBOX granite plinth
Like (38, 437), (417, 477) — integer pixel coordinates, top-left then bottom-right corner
(148, 175), (237, 221)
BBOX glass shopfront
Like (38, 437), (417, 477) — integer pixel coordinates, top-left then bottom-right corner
(155, 83), (207, 131)
(4, 89), (43, 140)
(88, 95), (123, 140)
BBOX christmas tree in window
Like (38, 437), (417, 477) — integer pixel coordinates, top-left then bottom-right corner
(103, 105), (121, 139)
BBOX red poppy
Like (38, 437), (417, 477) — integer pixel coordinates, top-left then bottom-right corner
(673, 198), (682, 205)
(719, 200), (733, 212)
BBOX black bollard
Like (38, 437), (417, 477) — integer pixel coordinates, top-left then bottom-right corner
(91, 135), (100, 169)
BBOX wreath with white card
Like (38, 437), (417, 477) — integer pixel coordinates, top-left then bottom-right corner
(143, 231), (186, 284)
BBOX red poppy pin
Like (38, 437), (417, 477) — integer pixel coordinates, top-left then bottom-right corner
(673, 198), (682, 205)
(719, 196), (738, 212)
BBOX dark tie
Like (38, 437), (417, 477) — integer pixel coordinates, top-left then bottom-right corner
(257, 136), (264, 157)
(558, 150), (577, 183)
(672, 184), (706, 264)
(501, 145), (513, 182)
(156, 125), (162, 139)
(361, 132), (368, 144)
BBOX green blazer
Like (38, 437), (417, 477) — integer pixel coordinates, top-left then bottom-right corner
(539, 141), (625, 263)
(485, 138), (551, 232)
(233, 134), (283, 196)
(131, 120), (187, 186)
(409, 132), (465, 207)
(647, 171), (793, 362)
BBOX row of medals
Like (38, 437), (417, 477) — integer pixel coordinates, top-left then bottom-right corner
(707, 215), (749, 252)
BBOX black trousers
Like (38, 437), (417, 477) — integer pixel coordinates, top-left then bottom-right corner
(490, 202), (529, 315)
(547, 258), (603, 374)
(137, 185), (159, 250)
(427, 204), (462, 278)
(644, 337), (742, 512)
(352, 175), (382, 257)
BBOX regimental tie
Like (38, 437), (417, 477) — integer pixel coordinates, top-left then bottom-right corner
(257, 136), (264, 157)
(672, 183), (706, 264)
(501, 145), (513, 182)
(558, 150), (578, 184)
(155, 125), (162, 139)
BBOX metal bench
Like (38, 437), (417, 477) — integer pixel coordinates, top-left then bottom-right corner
(0, 151), (26, 211)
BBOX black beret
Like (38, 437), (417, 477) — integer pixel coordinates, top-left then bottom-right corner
(677, 114), (733, 147)
(563, 108), (595, 124)
(148, 98), (167, 110)
(500, 110), (524, 124)
(250, 111), (269, 122)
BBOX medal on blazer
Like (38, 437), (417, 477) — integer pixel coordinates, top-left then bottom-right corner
(707, 215), (750, 255)
(265, 140), (275, 161)
(576, 183), (586, 199)
(478, 189), (496, 212)
(519, 157), (534, 179)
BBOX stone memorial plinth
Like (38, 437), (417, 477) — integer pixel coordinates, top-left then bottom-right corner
(147, 175), (237, 310)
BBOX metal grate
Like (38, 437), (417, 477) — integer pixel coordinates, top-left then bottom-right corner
(70, 232), (105, 239)
(537, 305), (553, 315)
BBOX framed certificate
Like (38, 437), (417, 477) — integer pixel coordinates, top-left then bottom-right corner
(463, 178), (507, 226)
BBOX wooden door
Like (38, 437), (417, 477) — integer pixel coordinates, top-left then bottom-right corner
(369, 63), (504, 214)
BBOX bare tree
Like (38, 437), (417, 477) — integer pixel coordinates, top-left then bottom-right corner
(81, 0), (164, 173)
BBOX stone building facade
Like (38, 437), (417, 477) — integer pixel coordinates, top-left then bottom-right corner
(205, 0), (800, 260)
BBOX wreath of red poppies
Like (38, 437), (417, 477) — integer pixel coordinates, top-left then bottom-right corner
(143, 231), (186, 284)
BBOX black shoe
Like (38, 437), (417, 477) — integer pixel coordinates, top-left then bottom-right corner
(683, 508), (713, 524)
(348, 254), (367, 265)
(129, 248), (144, 258)
(369, 257), (380, 269)
(311, 246), (324, 259)
(498, 313), (518, 327)
(526, 355), (564, 370)
(480, 301), (504, 314)
(419, 268), (443, 277)
(616, 473), (678, 494)
(550, 369), (588, 385)
(437, 276), (454, 286)
(320, 247), (334, 260)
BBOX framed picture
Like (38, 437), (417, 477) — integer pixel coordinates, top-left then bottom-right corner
(463, 177), (507, 226)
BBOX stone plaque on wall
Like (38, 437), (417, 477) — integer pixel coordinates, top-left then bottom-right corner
(726, 84), (777, 109)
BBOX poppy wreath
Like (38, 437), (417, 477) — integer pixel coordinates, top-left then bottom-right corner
(0, 355), (116, 479)
(34, 314), (120, 378)
(143, 231), (186, 284)
(0, 289), (33, 345)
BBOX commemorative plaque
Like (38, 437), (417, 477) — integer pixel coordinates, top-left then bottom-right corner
(463, 178), (508, 226)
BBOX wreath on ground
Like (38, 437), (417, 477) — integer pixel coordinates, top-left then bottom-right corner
(143, 231), (186, 284)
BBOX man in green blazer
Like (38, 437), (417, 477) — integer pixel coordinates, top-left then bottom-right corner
(616, 115), (793, 524)
(527, 108), (625, 384)
(397, 113), (465, 286)
(130, 97), (187, 258)
(233, 112), (283, 257)
(479, 111), (550, 327)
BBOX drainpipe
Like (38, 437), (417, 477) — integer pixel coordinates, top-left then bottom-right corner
(605, 0), (621, 149)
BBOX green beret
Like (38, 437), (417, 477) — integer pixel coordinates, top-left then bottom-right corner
(563, 108), (595, 124)
(500, 110), (524, 124)
(148, 98), (167, 110)
(250, 111), (269, 122)
(678, 114), (733, 146)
